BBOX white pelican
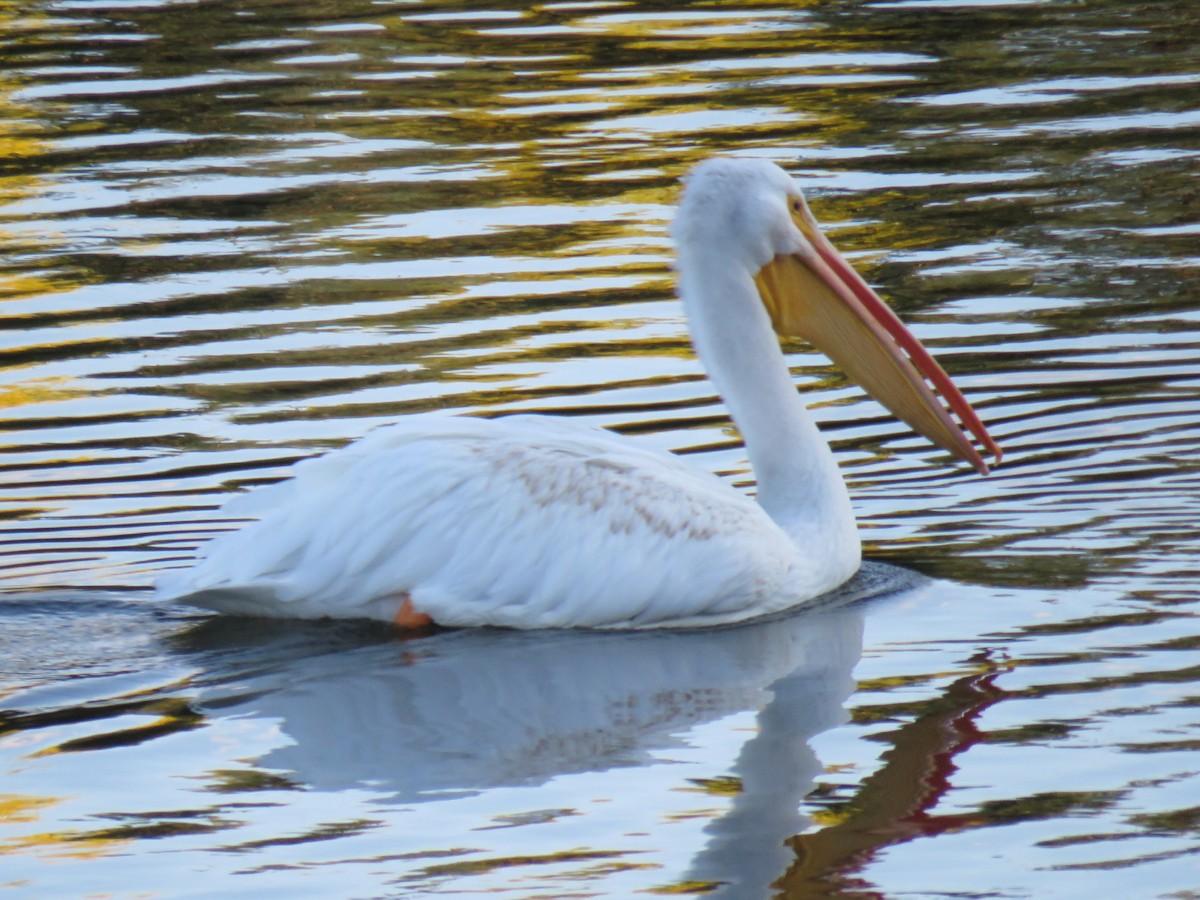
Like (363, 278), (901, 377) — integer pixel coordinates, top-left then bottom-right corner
(156, 158), (999, 629)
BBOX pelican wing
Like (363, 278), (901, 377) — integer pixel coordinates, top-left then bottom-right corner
(157, 413), (800, 628)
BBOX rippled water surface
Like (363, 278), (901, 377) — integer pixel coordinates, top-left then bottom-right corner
(2, 0), (1199, 896)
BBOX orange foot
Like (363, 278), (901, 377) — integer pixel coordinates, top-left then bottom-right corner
(394, 594), (434, 629)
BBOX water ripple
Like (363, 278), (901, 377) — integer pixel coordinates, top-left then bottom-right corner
(1, 0), (1199, 895)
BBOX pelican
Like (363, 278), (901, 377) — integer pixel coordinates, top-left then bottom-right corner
(156, 158), (999, 629)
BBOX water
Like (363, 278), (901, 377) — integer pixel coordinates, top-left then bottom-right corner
(2, 0), (1199, 895)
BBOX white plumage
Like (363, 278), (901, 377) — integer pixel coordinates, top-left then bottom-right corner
(158, 415), (828, 627)
(157, 157), (997, 628)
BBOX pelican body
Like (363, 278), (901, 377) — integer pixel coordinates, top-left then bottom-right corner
(157, 158), (998, 629)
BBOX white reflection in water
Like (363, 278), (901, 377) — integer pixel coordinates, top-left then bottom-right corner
(192, 596), (867, 894)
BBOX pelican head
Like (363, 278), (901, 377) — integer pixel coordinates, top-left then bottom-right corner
(673, 157), (1000, 474)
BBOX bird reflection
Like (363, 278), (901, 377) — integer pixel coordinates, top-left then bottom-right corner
(684, 606), (863, 898)
(178, 566), (917, 896)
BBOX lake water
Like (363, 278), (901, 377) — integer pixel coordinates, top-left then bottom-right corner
(2, 0), (1199, 896)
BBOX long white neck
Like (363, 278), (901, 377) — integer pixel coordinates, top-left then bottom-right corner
(678, 259), (859, 556)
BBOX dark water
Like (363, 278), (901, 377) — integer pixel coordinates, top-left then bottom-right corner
(2, 0), (1199, 896)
